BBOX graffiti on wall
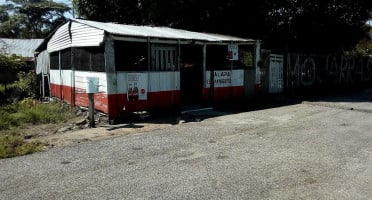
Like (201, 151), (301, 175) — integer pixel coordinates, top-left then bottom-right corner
(286, 53), (372, 89)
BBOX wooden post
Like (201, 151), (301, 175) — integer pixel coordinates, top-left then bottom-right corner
(254, 40), (261, 93)
(42, 74), (45, 98)
(88, 93), (95, 128)
(208, 45), (215, 107)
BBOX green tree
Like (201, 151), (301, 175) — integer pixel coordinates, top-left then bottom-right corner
(349, 25), (372, 55)
(73, 0), (372, 52)
(267, 0), (372, 52)
(0, 0), (70, 38)
(0, 53), (25, 86)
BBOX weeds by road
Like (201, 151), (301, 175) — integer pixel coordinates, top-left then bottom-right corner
(0, 98), (77, 159)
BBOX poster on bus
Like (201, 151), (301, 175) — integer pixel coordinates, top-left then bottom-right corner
(127, 73), (148, 101)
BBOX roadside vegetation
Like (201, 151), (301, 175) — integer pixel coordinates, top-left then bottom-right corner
(0, 53), (77, 159)
(0, 98), (78, 159)
(349, 25), (372, 56)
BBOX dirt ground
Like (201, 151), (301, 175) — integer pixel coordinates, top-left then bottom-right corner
(24, 114), (175, 148)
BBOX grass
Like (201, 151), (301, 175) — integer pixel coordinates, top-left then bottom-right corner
(0, 98), (77, 159)
(0, 133), (44, 159)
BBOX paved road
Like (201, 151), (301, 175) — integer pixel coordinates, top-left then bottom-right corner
(1, 90), (372, 199)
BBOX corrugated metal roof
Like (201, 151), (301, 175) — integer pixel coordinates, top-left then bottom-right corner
(47, 22), (105, 53)
(0, 38), (43, 58)
(72, 19), (254, 43)
(45, 19), (256, 53)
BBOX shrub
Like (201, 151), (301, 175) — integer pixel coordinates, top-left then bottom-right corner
(13, 71), (37, 100)
(0, 104), (19, 129)
(0, 54), (24, 85)
(0, 111), (19, 130)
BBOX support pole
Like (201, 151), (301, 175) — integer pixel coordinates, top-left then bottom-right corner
(88, 93), (95, 128)
(208, 45), (215, 107)
(42, 74), (45, 98)
(254, 40), (261, 94)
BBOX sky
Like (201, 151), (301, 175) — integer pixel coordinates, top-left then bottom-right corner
(54, 0), (74, 18)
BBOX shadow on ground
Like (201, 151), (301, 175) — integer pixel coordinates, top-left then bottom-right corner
(109, 86), (372, 126)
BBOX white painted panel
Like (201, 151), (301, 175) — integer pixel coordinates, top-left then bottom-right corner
(115, 71), (180, 94)
(61, 70), (72, 87)
(159, 73), (167, 91)
(150, 72), (179, 92)
(50, 70), (76, 88)
(231, 69), (244, 87)
(50, 70), (61, 85)
(116, 72), (128, 94)
(205, 70), (243, 88)
(149, 72), (160, 92)
(74, 71), (108, 93)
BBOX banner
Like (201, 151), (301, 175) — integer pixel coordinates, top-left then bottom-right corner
(206, 70), (232, 87)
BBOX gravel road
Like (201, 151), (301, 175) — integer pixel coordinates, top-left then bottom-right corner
(1, 90), (372, 199)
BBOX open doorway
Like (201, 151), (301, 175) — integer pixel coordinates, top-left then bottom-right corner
(180, 45), (203, 105)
